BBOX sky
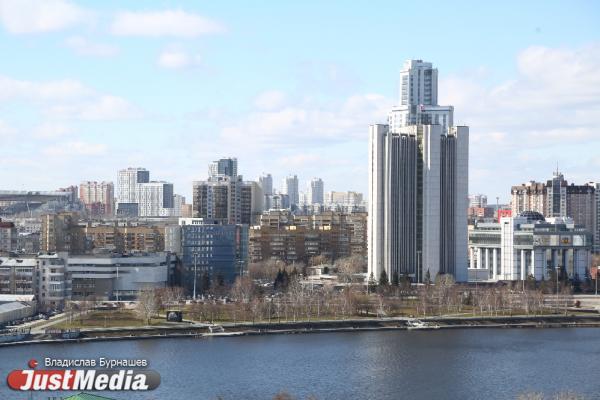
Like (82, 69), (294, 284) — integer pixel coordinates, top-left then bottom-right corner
(0, 0), (599, 203)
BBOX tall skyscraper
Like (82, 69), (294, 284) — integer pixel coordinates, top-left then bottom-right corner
(258, 173), (273, 210)
(388, 60), (454, 134)
(368, 60), (469, 283)
(209, 158), (238, 178)
(79, 181), (114, 216)
(117, 167), (150, 204)
(258, 173), (273, 196)
(308, 178), (324, 205)
(282, 175), (299, 208)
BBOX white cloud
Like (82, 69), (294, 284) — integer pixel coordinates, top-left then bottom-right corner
(438, 43), (600, 199)
(46, 95), (140, 121)
(0, 119), (17, 137)
(157, 47), (202, 69)
(0, 74), (91, 102)
(0, 74), (140, 121)
(32, 122), (73, 138)
(220, 93), (391, 148)
(65, 36), (119, 57)
(111, 10), (225, 38)
(254, 90), (288, 111)
(42, 141), (107, 157)
(0, 0), (89, 34)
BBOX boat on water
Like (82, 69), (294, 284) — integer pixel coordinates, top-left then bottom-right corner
(406, 320), (440, 331)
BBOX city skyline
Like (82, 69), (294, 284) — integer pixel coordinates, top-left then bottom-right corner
(0, 1), (599, 202)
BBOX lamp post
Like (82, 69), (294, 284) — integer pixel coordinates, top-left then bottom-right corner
(595, 268), (598, 296)
(192, 251), (198, 300)
(555, 265), (560, 314)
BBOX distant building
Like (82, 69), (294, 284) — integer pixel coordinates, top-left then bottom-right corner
(137, 181), (174, 217)
(82, 223), (165, 253)
(511, 171), (596, 250)
(282, 175), (299, 208)
(325, 191), (365, 213)
(468, 212), (592, 282)
(192, 175), (261, 225)
(308, 178), (324, 205)
(209, 158), (238, 178)
(41, 213), (85, 254)
(469, 194), (488, 208)
(79, 181), (114, 216)
(117, 167), (149, 204)
(0, 219), (17, 253)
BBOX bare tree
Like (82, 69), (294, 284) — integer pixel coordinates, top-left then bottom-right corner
(136, 289), (160, 325)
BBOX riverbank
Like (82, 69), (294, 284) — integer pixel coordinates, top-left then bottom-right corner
(3, 313), (600, 347)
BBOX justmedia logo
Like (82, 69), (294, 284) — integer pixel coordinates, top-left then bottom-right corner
(6, 359), (161, 391)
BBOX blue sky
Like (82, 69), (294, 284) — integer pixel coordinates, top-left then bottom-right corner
(0, 0), (599, 203)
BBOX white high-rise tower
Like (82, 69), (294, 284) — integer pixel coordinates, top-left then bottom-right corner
(368, 60), (468, 283)
(388, 60), (454, 134)
(308, 178), (324, 205)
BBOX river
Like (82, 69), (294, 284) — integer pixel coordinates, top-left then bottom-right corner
(1, 328), (599, 399)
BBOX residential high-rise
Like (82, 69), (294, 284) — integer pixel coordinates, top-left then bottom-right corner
(511, 172), (596, 248)
(282, 175), (299, 208)
(368, 60), (469, 283)
(511, 181), (547, 216)
(469, 194), (488, 208)
(117, 167), (149, 204)
(137, 181), (174, 217)
(79, 181), (114, 216)
(388, 60), (454, 134)
(209, 158), (238, 178)
(192, 175), (262, 225)
(308, 178), (324, 205)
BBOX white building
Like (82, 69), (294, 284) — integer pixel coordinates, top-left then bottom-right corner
(388, 60), (454, 134)
(68, 253), (172, 300)
(117, 167), (150, 204)
(468, 212), (592, 282)
(282, 175), (299, 208)
(136, 181), (174, 217)
(308, 178), (324, 205)
(469, 194), (488, 208)
(368, 59), (468, 283)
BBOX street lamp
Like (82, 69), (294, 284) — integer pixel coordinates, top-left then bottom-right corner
(555, 265), (560, 314)
(595, 268), (598, 296)
(192, 251), (198, 300)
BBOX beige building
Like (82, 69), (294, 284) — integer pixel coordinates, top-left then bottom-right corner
(79, 181), (115, 216)
(249, 211), (367, 264)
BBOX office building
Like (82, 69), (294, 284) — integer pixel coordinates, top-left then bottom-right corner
(468, 212), (592, 282)
(174, 218), (248, 293)
(68, 253), (172, 300)
(368, 60), (468, 283)
(258, 173), (273, 210)
(79, 181), (114, 216)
